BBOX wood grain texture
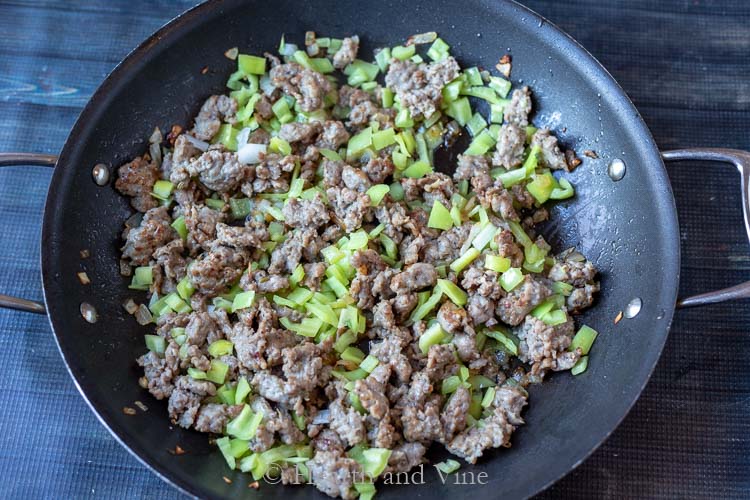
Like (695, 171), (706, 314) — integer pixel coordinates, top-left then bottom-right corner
(0, 0), (748, 498)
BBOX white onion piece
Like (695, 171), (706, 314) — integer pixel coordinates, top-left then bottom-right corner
(406, 32), (437, 45)
(238, 143), (267, 164)
(306, 43), (320, 57)
(149, 142), (162, 166)
(312, 409), (331, 425)
(122, 298), (138, 315)
(149, 126), (163, 144)
(183, 134), (209, 152)
(280, 42), (298, 57)
(260, 75), (275, 96)
(236, 127), (253, 148)
(135, 304), (153, 325)
(459, 223), (481, 255)
(568, 251), (586, 262)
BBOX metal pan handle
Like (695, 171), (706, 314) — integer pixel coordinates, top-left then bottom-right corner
(662, 148), (750, 308)
(0, 153), (58, 314)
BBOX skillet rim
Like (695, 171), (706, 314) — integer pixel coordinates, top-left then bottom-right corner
(39, 0), (681, 497)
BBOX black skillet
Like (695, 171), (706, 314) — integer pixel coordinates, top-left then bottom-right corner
(2, 0), (750, 498)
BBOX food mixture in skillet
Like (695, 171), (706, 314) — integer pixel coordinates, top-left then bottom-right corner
(116, 32), (600, 498)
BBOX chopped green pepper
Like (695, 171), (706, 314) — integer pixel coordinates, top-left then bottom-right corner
(374, 47), (392, 72)
(235, 377), (252, 405)
(499, 267), (524, 292)
(550, 177), (575, 200)
(208, 339), (234, 357)
(392, 45), (415, 60)
(445, 97), (472, 126)
(466, 112), (488, 137)
(164, 292), (191, 314)
(571, 355), (588, 375)
(450, 247), (480, 273)
(435, 459), (461, 474)
(395, 108), (414, 129)
(366, 184), (390, 206)
(359, 354), (379, 373)
(354, 482), (376, 500)
(171, 216), (187, 240)
(238, 54), (266, 75)
(227, 404), (264, 440)
(488, 76), (512, 98)
(464, 129), (496, 155)
(402, 160), (433, 179)
(151, 180), (174, 200)
(418, 322), (449, 354)
(461, 86), (503, 104)
(216, 436), (236, 469)
(485, 255), (511, 273)
(436, 278), (467, 306)
(486, 329), (518, 355)
(206, 359), (229, 384)
(129, 266), (153, 290)
(410, 289), (444, 323)
(426, 37), (450, 61)
(570, 325), (598, 355)
(232, 291), (256, 312)
(441, 375), (462, 394)
(427, 200), (453, 230)
(346, 127), (373, 159)
(481, 386), (496, 408)
(144, 334), (165, 355)
(526, 172), (557, 204)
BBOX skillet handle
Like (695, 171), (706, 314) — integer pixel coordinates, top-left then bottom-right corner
(0, 153), (58, 314)
(662, 148), (750, 308)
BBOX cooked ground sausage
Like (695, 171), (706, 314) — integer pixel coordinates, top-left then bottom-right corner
(117, 31), (599, 500)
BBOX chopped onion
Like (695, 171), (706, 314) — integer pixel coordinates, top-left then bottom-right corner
(561, 247), (586, 262)
(149, 142), (162, 166)
(184, 134), (209, 152)
(224, 47), (239, 60)
(260, 75), (275, 96)
(279, 42), (298, 57)
(119, 259), (132, 277)
(444, 120), (462, 147)
(123, 298), (138, 315)
(312, 409), (331, 425)
(459, 223), (481, 255)
(135, 304), (153, 325)
(526, 372), (544, 385)
(406, 31), (437, 46)
(149, 127), (163, 144)
(238, 143), (267, 164)
(236, 127), (253, 149)
(306, 43), (320, 57)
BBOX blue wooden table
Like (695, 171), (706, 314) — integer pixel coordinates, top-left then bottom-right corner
(0, 0), (748, 498)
